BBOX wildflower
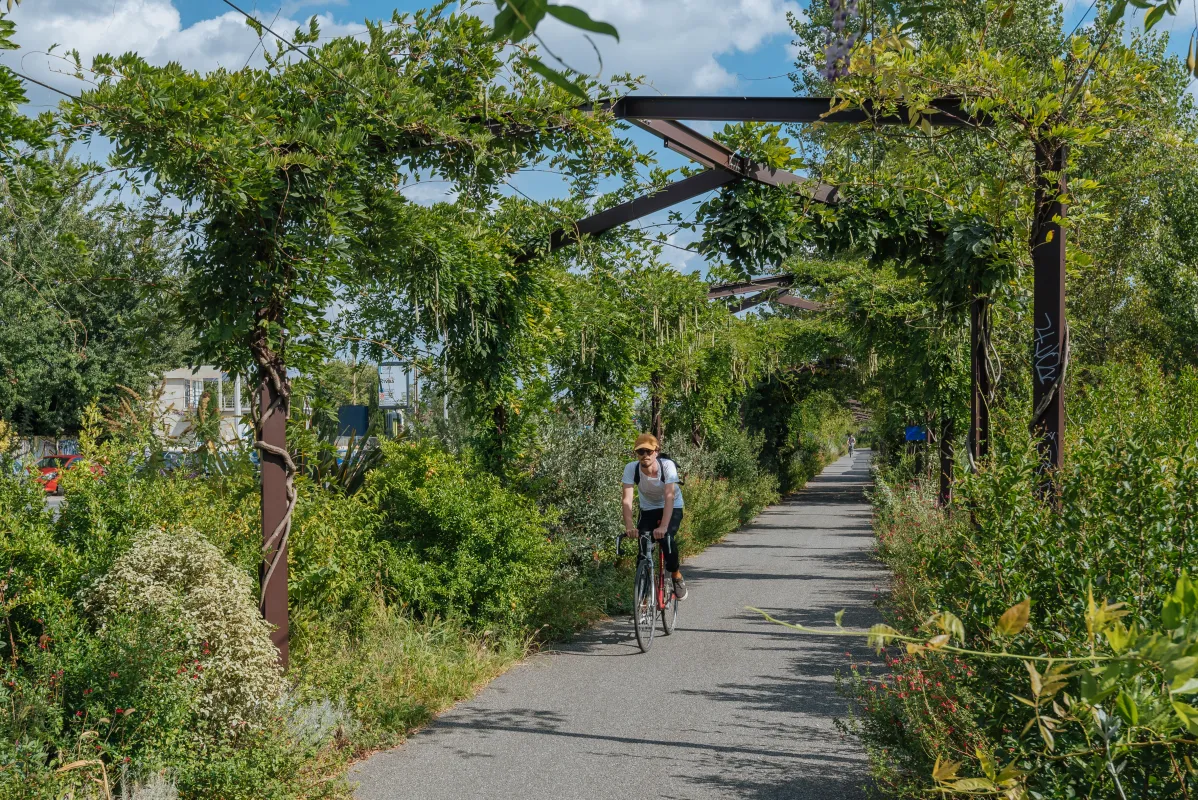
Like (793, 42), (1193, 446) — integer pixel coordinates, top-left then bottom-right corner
(75, 710), (83, 717)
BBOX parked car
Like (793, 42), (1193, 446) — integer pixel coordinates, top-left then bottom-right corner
(35, 454), (103, 495)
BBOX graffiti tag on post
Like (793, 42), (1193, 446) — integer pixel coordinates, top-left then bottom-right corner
(1034, 313), (1060, 386)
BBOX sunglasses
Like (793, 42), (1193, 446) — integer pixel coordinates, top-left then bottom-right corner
(634, 448), (655, 457)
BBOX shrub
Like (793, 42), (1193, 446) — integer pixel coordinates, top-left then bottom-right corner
(847, 364), (1198, 798)
(366, 440), (561, 629)
(527, 417), (628, 565)
(678, 477), (741, 555)
(81, 527), (284, 732)
(289, 480), (383, 626)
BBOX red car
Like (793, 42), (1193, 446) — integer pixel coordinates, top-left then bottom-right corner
(35, 455), (102, 495)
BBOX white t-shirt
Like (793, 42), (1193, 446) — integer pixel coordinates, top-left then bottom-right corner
(622, 458), (684, 510)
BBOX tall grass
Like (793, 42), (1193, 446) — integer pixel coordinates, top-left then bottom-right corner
(290, 602), (527, 750)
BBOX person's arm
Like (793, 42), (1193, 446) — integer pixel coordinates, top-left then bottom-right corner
(622, 483), (637, 537)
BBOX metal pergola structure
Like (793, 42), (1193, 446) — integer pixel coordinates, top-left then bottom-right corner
(705, 274), (824, 313)
(258, 94), (1070, 665)
(537, 94), (1066, 480)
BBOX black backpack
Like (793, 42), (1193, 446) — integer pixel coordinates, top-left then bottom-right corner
(634, 454), (685, 486)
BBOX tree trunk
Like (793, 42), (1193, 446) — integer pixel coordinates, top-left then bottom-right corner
(691, 418), (702, 448)
(492, 402), (508, 468)
(649, 371), (664, 440)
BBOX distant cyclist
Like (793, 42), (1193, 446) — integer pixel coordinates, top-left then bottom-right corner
(847, 434), (856, 457)
(621, 433), (687, 600)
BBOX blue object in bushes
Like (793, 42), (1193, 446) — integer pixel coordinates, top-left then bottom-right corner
(904, 425), (927, 442)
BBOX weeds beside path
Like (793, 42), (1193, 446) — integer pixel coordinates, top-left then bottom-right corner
(350, 453), (880, 800)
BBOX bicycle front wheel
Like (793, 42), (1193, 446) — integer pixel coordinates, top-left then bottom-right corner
(633, 558), (656, 652)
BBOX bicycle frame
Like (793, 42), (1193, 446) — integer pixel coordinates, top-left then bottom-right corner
(618, 530), (674, 610)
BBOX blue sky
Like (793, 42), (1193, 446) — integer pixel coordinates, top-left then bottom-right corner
(3, 0), (1195, 273)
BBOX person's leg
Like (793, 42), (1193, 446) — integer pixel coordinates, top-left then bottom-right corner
(664, 509), (685, 594)
(638, 509), (663, 561)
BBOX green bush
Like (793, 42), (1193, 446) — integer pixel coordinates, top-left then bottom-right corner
(678, 477), (742, 555)
(0, 481), (313, 800)
(81, 527), (284, 732)
(704, 428), (780, 523)
(848, 364), (1198, 799)
(289, 480), (384, 626)
(527, 417), (628, 565)
(366, 440), (562, 629)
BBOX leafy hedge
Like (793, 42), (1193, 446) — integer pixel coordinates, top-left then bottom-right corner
(369, 440), (561, 629)
(847, 365), (1198, 798)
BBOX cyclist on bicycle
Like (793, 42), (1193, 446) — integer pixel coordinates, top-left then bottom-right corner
(847, 433), (856, 457)
(621, 433), (688, 600)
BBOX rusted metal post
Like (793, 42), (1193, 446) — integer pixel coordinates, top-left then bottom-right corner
(938, 415), (955, 506)
(1031, 141), (1067, 473)
(259, 377), (289, 669)
(969, 292), (990, 466)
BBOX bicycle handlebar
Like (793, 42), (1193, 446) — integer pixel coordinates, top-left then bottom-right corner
(615, 528), (671, 558)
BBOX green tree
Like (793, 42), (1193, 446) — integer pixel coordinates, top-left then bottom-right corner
(67, 6), (641, 628)
(0, 162), (192, 435)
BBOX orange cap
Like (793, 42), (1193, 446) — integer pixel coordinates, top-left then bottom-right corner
(634, 433), (659, 451)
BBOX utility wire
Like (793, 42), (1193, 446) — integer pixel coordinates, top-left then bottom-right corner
(219, 0), (372, 100)
(1066, 0), (1099, 41)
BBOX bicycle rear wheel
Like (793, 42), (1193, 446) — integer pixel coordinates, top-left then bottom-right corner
(661, 580), (677, 635)
(633, 558), (656, 652)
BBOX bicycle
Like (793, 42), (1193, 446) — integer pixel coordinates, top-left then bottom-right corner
(617, 527), (678, 652)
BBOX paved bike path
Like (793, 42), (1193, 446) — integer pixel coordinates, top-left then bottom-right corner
(352, 452), (882, 800)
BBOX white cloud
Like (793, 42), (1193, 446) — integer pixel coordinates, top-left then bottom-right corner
(400, 181), (459, 206)
(526, 0), (803, 95)
(2, 0), (359, 108)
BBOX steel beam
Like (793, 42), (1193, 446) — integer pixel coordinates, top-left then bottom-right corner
(1032, 142), (1067, 475)
(727, 292), (770, 313)
(526, 169), (740, 260)
(628, 118), (742, 171)
(969, 293), (991, 465)
(774, 293), (824, 311)
(629, 118), (838, 203)
(259, 377), (289, 669)
(607, 96), (979, 127)
(707, 274), (794, 299)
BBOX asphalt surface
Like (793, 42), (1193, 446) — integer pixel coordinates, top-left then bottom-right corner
(352, 452), (882, 800)
(46, 495), (66, 519)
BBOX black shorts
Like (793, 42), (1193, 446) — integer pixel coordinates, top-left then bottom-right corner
(637, 507), (684, 573)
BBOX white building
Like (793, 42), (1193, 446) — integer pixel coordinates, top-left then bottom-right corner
(158, 366), (250, 444)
